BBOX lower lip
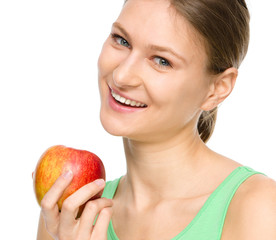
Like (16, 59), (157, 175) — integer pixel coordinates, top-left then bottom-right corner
(108, 90), (146, 113)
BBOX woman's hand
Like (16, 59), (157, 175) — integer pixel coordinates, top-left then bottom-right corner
(40, 170), (113, 240)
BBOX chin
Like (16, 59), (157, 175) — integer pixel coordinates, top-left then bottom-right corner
(99, 109), (149, 142)
(99, 109), (126, 137)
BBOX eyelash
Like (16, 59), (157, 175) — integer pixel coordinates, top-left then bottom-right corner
(111, 33), (130, 48)
(152, 56), (172, 69)
(110, 33), (172, 69)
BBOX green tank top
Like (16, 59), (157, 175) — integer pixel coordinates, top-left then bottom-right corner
(101, 166), (266, 240)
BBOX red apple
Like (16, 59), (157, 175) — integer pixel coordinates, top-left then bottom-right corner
(33, 145), (105, 216)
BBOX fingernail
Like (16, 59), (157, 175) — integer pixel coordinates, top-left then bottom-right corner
(62, 170), (73, 179)
(94, 179), (105, 187)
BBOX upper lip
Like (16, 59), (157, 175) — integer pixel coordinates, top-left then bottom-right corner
(109, 86), (147, 106)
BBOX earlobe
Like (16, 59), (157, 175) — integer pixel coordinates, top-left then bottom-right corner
(201, 67), (238, 111)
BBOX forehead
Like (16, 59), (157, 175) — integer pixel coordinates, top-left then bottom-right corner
(116, 0), (206, 63)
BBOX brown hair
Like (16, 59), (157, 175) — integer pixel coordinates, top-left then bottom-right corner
(124, 0), (250, 143)
(171, 0), (250, 142)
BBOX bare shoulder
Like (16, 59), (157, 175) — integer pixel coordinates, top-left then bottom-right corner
(221, 173), (276, 240)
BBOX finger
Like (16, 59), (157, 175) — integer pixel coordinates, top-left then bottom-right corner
(91, 207), (113, 240)
(59, 179), (106, 230)
(78, 198), (113, 237)
(40, 170), (73, 228)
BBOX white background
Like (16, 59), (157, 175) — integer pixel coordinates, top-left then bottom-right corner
(0, 0), (275, 239)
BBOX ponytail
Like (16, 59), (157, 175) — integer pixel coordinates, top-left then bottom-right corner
(197, 107), (218, 143)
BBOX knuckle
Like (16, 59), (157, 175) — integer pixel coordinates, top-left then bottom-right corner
(100, 198), (113, 208)
(62, 198), (75, 212)
(85, 200), (99, 212)
(101, 207), (113, 217)
(40, 197), (53, 210)
(104, 198), (114, 206)
(88, 182), (100, 192)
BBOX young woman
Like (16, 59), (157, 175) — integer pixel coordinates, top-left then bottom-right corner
(36, 0), (276, 239)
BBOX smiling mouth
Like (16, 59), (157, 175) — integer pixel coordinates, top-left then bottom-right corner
(111, 89), (147, 108)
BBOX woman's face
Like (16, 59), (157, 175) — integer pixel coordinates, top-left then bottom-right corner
(98, 0), (214, 142)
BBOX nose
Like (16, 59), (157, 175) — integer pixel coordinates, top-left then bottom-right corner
(113, 52), (143, 89)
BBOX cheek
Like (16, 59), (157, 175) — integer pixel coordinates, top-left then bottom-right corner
(98, 41), (128, 80)
(98, 43), (114, 79)
(147, 70), (209, 120)
(146, 75), (200, 108)
(175, 70), (210, 106)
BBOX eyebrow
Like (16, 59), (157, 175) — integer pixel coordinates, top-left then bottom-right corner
(112, 22), (187, 64)
(112, 22), (132, 42)
(148, 45), (187, 63)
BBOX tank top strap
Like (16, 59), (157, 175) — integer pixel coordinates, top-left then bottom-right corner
(173, 166), (266, 240)
(102, 176), (122, 199)
(101, 177), (122, 240)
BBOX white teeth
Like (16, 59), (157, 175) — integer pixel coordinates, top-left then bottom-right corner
(119, 97), (126, 104)
(111, 90), (147, 108)
(115, 95), (120, 101)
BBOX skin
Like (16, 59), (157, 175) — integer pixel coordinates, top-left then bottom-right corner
(37, 0), (276, 239)
(36, 173), (113, 240)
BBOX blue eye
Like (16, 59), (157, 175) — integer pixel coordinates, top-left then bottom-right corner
(153, 56), (171, 68)
(111, 33), (130, 48)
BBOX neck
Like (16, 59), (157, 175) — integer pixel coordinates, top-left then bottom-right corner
(120, 129), (215, 211)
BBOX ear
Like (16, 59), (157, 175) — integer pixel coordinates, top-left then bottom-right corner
(201, 67), (238, 111)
